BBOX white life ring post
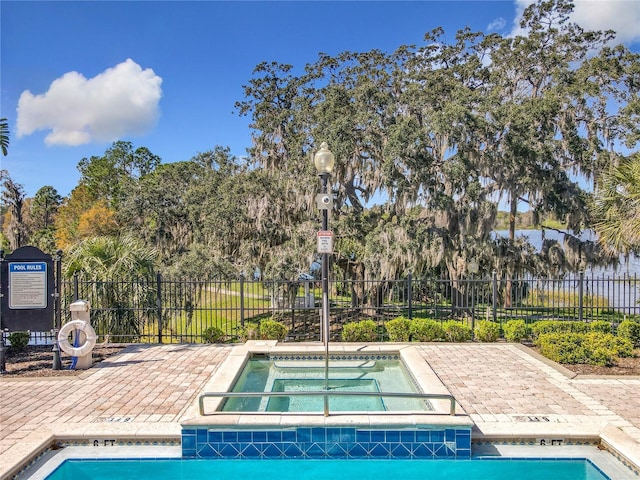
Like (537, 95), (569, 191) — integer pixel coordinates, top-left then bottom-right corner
(58, 320), (97, 358)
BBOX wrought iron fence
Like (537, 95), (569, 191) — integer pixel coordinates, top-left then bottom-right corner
(51, 272), (640, 344)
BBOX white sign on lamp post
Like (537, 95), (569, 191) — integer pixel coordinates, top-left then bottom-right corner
(317, 230), (333, 254)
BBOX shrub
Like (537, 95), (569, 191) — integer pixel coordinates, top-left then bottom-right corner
(259, 319), (288, 341)
(585, 332), (634, 359)
(474, 320), (501, 342)
(341, 319), (378, 342)
(589, 320), (612, 334)
(531, 320), (589, 343)
(410, 318), (445, 342)
(237, 322), (259, 342)
(617, 320), (640, 347)
(8, 331), (30, 350)
(503, 320), (528, 343)
(537, 333), (589, 364)
(442, 320), (472, 342)
(385, 316), (411, 342)
(201, 326), (225, 344)
(537, 331), (634, 367)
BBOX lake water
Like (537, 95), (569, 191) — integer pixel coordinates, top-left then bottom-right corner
(495, 230), (640, 278)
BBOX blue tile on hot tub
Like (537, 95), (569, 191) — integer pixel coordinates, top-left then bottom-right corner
(182, 435), (196, 451)
(347, 443), (368, 458)
(457, 433), (471, 450)
(326, 428), (342, 443)
(326, 443), (348, 458)
(283, 443), (303, 458)
(400, 431), (416, 443)
(386, 430), (400, 443)
(297, 427), (312, 442)
(219, 443), (241, 458)
(391, 443), (412, 458)
(263, 443), (284, 458)
(196, 429), (208, 443)
(197, 444), (216, 458)
(456, 448), (471, 459)
(413, 443), (435, 458)
(253, 431), (267, 442)
(305, 442), (326, 458)
(222, 431), (238, 443)
(311, 427), (326, 443)
(241, 444), (261, 458)
(370, 443), (391, 458)
(282, 430), (297, 442)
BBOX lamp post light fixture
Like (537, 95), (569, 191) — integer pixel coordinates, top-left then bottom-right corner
(313, 142), (334, 416)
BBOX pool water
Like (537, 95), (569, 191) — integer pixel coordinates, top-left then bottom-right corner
(45, 458), (609, 480)
(223, 356), (431, 412)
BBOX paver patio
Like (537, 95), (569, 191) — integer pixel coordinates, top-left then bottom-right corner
(1, 343), (638, 479)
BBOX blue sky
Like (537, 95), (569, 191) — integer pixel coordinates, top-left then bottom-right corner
(2, 1), (639, 198)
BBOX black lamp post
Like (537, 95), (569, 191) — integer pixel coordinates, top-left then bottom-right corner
(314, 142), (334, 416)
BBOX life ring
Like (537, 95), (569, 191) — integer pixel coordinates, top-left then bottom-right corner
(58, 320), (97, 357)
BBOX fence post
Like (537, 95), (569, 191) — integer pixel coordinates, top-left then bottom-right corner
(73, 272), (79, 301)
(578, 271), (584, 322)
(240, 274), (245, 327)
(156, 273), (163, 344)
(492, 271), (498, 323)
(407, 272), (413, 320)
(52, 250), (63, 370)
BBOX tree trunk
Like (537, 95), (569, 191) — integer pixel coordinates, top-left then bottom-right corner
(505, 191), (518, 308)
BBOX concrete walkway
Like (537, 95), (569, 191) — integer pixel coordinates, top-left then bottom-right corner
(1, 343), (639, 479)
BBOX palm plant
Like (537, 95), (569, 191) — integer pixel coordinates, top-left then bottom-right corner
(591, 155), (640, 256)
(0, 118), (9, 156)
(64, 235), (157, 341)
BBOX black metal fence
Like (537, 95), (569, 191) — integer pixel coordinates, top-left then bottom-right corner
(43, 272), (639, 344)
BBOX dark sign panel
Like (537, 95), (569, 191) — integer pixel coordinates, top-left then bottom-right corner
(0, 247), (55, 332)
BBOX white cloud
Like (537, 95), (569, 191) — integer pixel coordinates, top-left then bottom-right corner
(571, 0), (640, 44)
(487, 17), (507, 32)
(17, 59), (163, 146)
(511, 0), (640, 44)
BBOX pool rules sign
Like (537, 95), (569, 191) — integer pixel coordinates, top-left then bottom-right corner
(0, 246), (55, 331)
(9, 262), (47, 309)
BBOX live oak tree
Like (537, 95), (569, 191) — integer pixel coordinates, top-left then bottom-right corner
(478, 1), (639, 303)
(235, 0), (639, 310)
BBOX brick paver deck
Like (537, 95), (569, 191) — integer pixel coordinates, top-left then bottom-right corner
(1, 343), (638, 479)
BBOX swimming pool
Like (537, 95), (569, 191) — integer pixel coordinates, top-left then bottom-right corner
(43, 458), (610, 480)
(223, 355), (430, 412)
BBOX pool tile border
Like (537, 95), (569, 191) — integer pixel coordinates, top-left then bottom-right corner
(182, 426), (472, 459)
